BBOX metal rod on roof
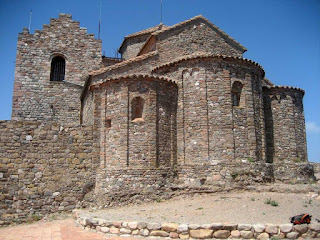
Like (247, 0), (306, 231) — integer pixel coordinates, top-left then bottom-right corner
(28, 9), (32, 32)
(160, 0), (163, 24)
(98, 0), (101, 39)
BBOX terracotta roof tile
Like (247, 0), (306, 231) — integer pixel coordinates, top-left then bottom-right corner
(90, 73), (177, 90)
(151, 52), (264, 74)
(264, 85), (305, 94)
(125, 23), (168, 38)
(89, 51), (158, 76)
(141, 15), (247, 54)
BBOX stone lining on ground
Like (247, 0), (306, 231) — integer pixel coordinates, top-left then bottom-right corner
(73, 210), (320, 239)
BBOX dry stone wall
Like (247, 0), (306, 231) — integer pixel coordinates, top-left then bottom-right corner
(0, 121), (95, 225)
(75, 213), (320, 239)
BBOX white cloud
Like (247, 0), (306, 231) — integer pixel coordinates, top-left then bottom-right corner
(306, 121), (320, 134)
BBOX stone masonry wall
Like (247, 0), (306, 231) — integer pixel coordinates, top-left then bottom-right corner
(12, 13), (102, 124)
(263, 87), (307, 163)
(156, 18), (243, 63)
(95, 167), (175, 206)
(152, 57), (265, 165)
(90, 77), (177, 169)
(0, 121), (95, 225)
(76, 215), (320, 239)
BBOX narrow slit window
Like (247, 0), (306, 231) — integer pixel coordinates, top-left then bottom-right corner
(50, 56), (65, 81)
(131, 96), (144, 120)
(231, 81), (243, 107)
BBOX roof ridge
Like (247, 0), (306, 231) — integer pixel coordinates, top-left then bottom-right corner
(89, 51), (159, 76)
(90, 73), (177, 90)
(149, 15), (246, 52)
(152, 53), (264, 73)
(265, 85), (305, 93)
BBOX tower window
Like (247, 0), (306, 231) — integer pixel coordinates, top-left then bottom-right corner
(231, 81), (244, 107)
(131, 96), (144, 121)
(50, 56), (65, 81)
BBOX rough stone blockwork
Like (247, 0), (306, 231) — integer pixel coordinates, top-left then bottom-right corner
(12, 13), (102, 124)
(0, 121), (95, 225)
(75, 212), (320, 239)
(1, 13), (317, 226)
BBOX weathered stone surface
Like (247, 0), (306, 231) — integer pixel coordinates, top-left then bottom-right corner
(178, 233), (190, 239)
(137, 221), (147, 229)
(240, 230), (253, 239)
(120, 228), (131, 234)
(265, 224), (278, 234)
(238, 224), (252, 231)
(177, 224), (189, 233)
(309, 223), (320, 232)
(200, 223), (213, 229)
(189, 229), (213, 239)
(213, 230), (231, 239)
(253, 224), (266, 233)
(257, 232), (269, 239)
(294, 224), (308, 233)
(231, 230), (241, 238)
(100, 227), (109, 233)
(212, 223), (223, 230)
(150, 230), (169, 237)
(286, 231), (299, 239)
(169, 232), (179, 238)
(140, 229), (149, 236)
(132, 229), (139, 235)
(279, 224), (293, 233)
(188, 224), (200, 230)
(147, 222), (161, 230)
(128, 221), (138, 230)
(112, 221), (122, 228)
(222, 224), (237, 230)
(109, 227), (119, 234)
(162, 222), (178, 232)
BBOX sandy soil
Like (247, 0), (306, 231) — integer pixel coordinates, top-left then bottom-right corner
(79, 191), (320, 225)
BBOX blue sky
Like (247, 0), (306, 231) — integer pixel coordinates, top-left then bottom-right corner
(0, 0), (319, 162)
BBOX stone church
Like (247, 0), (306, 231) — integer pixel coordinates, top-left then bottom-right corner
(0, 14), (313, 224)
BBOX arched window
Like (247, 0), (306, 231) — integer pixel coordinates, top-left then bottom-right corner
(131, 96), (144, 120)
(231, 81), (243, 107)
(50, 56), (65, 81)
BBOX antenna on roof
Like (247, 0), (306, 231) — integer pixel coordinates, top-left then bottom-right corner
(98, 0), (101, 39)
(28, 9), (32, 32)
(160, 0), (163, 24)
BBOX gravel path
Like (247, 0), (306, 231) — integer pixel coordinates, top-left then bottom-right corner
(79, 191), (320, 225)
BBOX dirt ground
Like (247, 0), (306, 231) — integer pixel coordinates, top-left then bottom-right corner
(79, 191), (320, 225)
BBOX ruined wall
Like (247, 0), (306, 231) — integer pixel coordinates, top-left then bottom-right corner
(12, 13), (102, 124)
(156, 19), (244, 63)
(263, 87), (307, 163)
(152, 57), (265, 165)
(90, 77), (177, 169)
(0, 121), (95, 225)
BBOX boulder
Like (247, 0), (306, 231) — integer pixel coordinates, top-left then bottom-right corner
(150, 230), (169, 237)
(162, 222), (178, 232)
(189, 229), (213, 239)
(279, 224), (293, 233)
(213, 230), (231, 239)
(177, 224), (189, 233)
(240, 230), (253, 239)
(286, 231), (299, 239)
(238, 224), (252, 231)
